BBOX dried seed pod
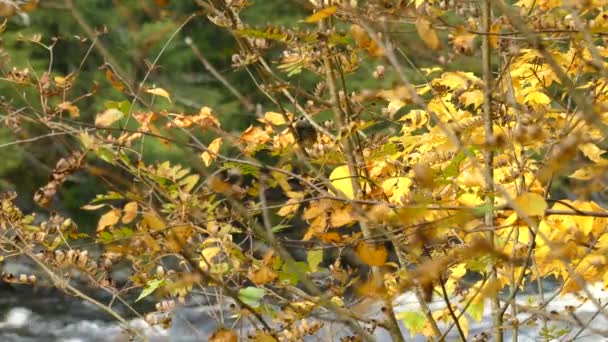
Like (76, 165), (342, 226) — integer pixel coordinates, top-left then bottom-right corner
(54, 250), (66, 263)
(372, 65), (385, 79)
(313, 82), (326, 97)
(156, 266), (165, 278)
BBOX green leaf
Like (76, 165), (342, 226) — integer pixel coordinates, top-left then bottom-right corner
(440, 150), (466, 180)
(396, 311), (427, 337)
(238, 287), (266, 308)
(136, 278), (165, 302)
(307, 249), (323, 272)
(467, 300), (484, 322)
(95, 147), (115, 164)
(90, 191), (124, 203)
(98, 231), (113, 243)
(271, 224), (291, 233)
(279, 262), (309, 285)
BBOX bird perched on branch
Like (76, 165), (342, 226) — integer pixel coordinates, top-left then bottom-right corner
(293, 117), (318, 148)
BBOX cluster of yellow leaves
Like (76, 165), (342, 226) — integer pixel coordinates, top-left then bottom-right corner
(300, 199), (358, 241)
(165, 107), (220, 129)
(90, 201), (139, 232)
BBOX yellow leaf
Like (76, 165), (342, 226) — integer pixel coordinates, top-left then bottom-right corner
(579, 143), (606, 163)
(240, 125), (271, 145)
(202, 138), (222, 167)
(277, 198), (300, 217)
(489, 21), (501, 49)
(452, 31), (476, 55)
(247, 266), (278, 285)
(569, 167), (596, 180)
(251, 332), (278, 342)
(330, 165), (356, 199)
(200, 246), (222, 270)
(97, 208), (121, 232)
(105, 69), (126, 92)
(330, 205), (356, 227)
(458, 89), (484, 110)
(57, 101), (80, 118)
(387, 99), (406, 116)
(571, 201), (594, 235)
(145, 87), (172, 103)
(355, 242), (388, 266)
(261, 111), (288, 125)
(142, 211), (166, 231)
(415, 0), (426, 9)
(167, 107), (221, 129)
(302, 200), (333, 220)
(381, 177), (412, 205)
(416, 17), (441, 50)
(514, 192), (547, 217)
(210, 328), (238, 342)
(304, 6), (337, 23)
(350, 24), (383, 57)
(524, 91), (551, 105)
(121, 201), (138, 224)
(95, 108), (124, 127)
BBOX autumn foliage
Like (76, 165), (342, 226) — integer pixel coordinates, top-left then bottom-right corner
(3, 0), (608, 341)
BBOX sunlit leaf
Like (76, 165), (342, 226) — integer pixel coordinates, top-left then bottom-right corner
(210, 328), (238, 342)
(202, 138), (222, 167)
(105, 69), (126, 92)
(247, 266), (278, 285)
(307, 249), (323, 272)
(514, 192), (547, 217)
(260, 111), (288, 125)
(304, 6), (337, 23)
(350, 24), (383, 57)
(355, 241), (388, 266)
(397, 311), (427, 337)
(121, 201), (138, 224)
(179, 174), (200, 192)
(135, 278), (165, 302)
(330, 165), (356, 199)
(97, 208), (121, 232)
(95, 108), (124, 127)
(145, 87), (172, 103)
(142, 211), (166, 231)
(416, 17), (441, 50)
(238, 287), (266, 308)
(467, 300), (485, 322)
(329, 205), (356, 227)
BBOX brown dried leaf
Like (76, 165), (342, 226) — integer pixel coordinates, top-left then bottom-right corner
(105, 69), (126, 92)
